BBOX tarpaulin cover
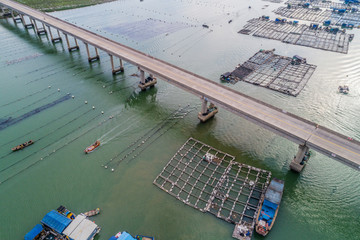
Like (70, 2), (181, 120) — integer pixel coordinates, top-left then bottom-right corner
(41, 210), (72, 233)
(24, 224), (43, 240)
(118, 232), (136, 240)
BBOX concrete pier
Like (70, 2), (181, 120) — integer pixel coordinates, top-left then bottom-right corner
(198, 97), (218, 122)
(85, 43), (99, 62)
(32, 19), (46, 35)
(138, 69), (157, 90)
(64, 34), (79, 51)
(10, 10), (21, 23)
(47, 26), (61, 42)
(290, 144), (311, 172)
(110, 55), (124, 74)
(20, 14), (33, 28)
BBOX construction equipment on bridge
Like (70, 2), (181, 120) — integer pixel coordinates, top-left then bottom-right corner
(290, 144), (311, 172)
(154, 138), (272, 240)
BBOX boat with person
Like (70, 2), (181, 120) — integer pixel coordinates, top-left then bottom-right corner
(84, 208), (100, 217)
(109, 231), (155, 240)
(12, 140), (34, 151)
(85, 140), (100, 153)
(255, 178), (284, 236)
(338, 85), (349, 94)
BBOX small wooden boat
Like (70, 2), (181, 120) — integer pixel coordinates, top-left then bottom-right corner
(84, 208), (100, 217)
(338, 85), (349, 94)
(255, 178), (284, 236)
(136, 235), (155, 240)
(84, 140), (100, 153)
(12, 140), (34, 151)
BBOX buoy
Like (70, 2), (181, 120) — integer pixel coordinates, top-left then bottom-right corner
(103, 85), (105, 88)
(85, 101), (88, 104)
(92, 106), (95, 109)
(58, 88), (60, 92)
(48, 86), (51, 88)
(105, 166), (108, 169)
(111, 168), (114, 172)
(72, 95), (75, 99)
(101, 111), (104, 114)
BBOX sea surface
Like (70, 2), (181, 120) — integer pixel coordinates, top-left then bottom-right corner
(0, 0), (360, 239)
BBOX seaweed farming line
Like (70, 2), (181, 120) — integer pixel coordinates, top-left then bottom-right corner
(0, 86), (51, 108)
(0, 111), (104, 178)
(0, 104), (85, 150)
(238, 17), (354, 54)
(177, 30), (212, 57)
(1, 90), (59, 119)
(6, 52), (43, 65)
(153, 138), (272, 240)
(0, 94), (72, 131)
(102, 105), (194, 171)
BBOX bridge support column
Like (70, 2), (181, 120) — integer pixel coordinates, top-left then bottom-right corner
(198, 96), (218, 122)
(290, 144), (311, 172)
(32, 19), (47, 35)
(85, 43), (100, 62)
(138, 68), (157, 91)
(11, 10), (22, 23)
(47, 26), (61, 42)
(64, 34), (79, 51)
(21, 15), (34, 29)
(110, 55), (124, 74)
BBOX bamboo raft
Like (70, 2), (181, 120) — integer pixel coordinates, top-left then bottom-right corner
(153, 138), (271, 239)
(238, 17), (354, 54)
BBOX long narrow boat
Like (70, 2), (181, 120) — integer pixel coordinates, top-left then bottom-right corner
(84, 140), (100, 153)
(11, 140), (34, 151)
(255, 178), (284, 236)
(84, 208), (100, 217)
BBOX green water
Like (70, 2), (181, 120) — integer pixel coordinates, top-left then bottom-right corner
(0, 0), (360, 239)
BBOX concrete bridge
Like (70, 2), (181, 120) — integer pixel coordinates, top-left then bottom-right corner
(1, 0), (359, 172)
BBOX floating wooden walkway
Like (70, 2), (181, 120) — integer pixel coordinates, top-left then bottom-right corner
(275, 6), (360, 27)
(226, 49), (316, 96)
(238, 17), (354, 54)
(153, 138), (271, 239)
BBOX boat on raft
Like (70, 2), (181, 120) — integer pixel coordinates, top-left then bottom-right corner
(338, 85), (349, 94)
(109, 231), (154, 240)
(12, 140), (34, 151)
(255, 178), (285, 236)
(85, 140), (100, 153)
(84, 208), (100, 217)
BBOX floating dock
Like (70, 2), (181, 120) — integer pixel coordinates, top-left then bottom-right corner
(223, 49), (316, 96)
(153, 138), (271, 239)
(286, 0), (358, 10)
(275, 6), (360, 27)
(238, 17), (354, 54)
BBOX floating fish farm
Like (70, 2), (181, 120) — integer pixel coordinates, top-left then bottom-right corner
(153, 138), (271, 239)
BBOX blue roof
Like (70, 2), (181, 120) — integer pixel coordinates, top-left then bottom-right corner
(25, 224), (43, 240)
(118, 232), (136, 240)
(41, 210), (72, 233)
(109, 237), (118, 240)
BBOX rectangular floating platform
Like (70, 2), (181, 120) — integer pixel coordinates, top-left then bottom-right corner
(274, 6), (360, 27)
(238, 17), (354, 54)
(153, 138), (271, 239)
(286, 0), (358, 10)
(225, 49), (316, 96)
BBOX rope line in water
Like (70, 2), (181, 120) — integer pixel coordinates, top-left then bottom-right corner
(0, 94), (72, 131)
(0, 111), (102, 176)
(0, 86), (50, 108)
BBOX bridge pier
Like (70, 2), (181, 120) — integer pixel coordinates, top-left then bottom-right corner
(11, 10), (21, 23)
(290, 144), (311, 172)
(198, 96), (218, 122)
(20, 15), (34, 29)
(47, 26), (61, 42)
(110, 55), (124, 74)
(32, 19), (47, 35)
(138, 69), (157, 91)
(85, 43), (100, 62)
(64, 34), (79, 51)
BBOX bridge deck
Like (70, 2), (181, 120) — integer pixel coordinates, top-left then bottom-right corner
(1, 0), (359, 170)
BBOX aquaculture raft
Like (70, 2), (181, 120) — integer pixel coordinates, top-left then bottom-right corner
(286, 0), (357, 10)
(238, 17), (354, 54)
(153, 138), (271, 239)
(226, 49), (316, 96)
